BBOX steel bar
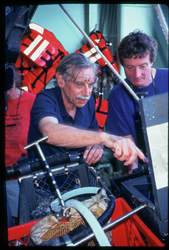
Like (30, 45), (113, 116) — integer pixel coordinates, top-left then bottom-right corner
(24, 135), (48, 150)
(59, 4), (139, 102)
(72, 203), (147, 246)
(24, 136), (65, 208)
(154, 4), (168, 44)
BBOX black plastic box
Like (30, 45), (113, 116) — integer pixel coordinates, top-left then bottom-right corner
(110, 168), (167, 242)
(110, 167), (149, 199)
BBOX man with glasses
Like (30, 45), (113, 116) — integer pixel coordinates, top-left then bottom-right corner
(28, 53), (147, 166)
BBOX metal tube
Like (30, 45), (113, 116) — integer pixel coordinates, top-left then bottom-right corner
(35, 144), (65, 208)
(36, 143), (46, 162)
(154, 4), (168, 44)
(59, 4), (139, 102)
(24, 135), (48, 150)
(103, 203), (147, 232)
(73, 203), (147, 246)
(24, 136), (66, 208)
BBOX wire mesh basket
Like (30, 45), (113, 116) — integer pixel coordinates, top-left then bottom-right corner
(19, 163), (112, 224)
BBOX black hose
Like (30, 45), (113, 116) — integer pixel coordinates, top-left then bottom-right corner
(39, 190), (115, 246)
(5, 151), (82, 180)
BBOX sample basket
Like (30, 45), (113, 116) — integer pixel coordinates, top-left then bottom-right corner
(8, 198), (164, 246)
(19, 163), (112, 224)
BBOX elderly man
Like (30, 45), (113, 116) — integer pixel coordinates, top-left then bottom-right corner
(28, 52), (147, 166)
(107, 31), (168, 173)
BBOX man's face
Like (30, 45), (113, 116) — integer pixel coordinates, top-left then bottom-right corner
(123, 53), (153, 88)
(59, 67), (96, 109)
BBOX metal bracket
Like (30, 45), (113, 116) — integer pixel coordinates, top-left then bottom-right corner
(137, 197), (156, 211)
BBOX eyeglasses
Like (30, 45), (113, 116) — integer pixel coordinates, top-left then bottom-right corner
(67, 73), (98, 89)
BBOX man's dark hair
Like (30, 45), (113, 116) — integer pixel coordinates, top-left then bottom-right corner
(118, 30), (158, 66)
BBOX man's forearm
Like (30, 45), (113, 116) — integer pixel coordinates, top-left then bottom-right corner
(39, 117), (148, 166)
(41, 122), (112, 148)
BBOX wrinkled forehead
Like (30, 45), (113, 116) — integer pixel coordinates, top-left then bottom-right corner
(76, 76), (96, 83)
(71, 67), (96, 82)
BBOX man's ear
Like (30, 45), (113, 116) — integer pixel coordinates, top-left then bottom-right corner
(55, 73), (65, 88)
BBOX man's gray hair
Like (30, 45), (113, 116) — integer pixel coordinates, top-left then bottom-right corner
(56, 52), (98, 82)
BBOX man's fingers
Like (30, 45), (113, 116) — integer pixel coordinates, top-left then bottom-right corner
(113, 142), (122, 157)
(136, 147), (148, 163)
(83, 138), (148, 166)
(83, 146), (92, 160)
(123, 154), (137, 166)
(113, 140), (131, 163)
(123, 147), (148, 166)
(83, 145), (104, 165)
(112, 138), (148, 166)
(86, 147), (103, 165)
(88, 149), (103, 164)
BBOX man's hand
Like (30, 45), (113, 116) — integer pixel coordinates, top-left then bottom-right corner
(111, 137), (148, 166)
(102, 134), (148, 166)
(83, 145), (104, 165)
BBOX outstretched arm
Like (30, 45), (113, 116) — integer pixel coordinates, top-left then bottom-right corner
(39, 116), (106, 148)
(39, 116), (148, 165)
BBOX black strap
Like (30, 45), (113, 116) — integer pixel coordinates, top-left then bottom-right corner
(21, 43), (28, 48)
(96, 74), (103, 113)
(129, 84), (146, 154)
(31, 67), (47, 89)
(86, 43), (91, 50)
(132, 97), (146, 154)
(110, 57), (115, 65)
(32, 49), (65, 89)
(27, 33), (34, 42)
(15, 54), (37, 81)
(100, 45), (107, 52)
(79, 48), (83, 53)
(151, 73), (157, 95)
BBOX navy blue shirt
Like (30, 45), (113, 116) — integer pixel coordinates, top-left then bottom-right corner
(106, 68), (168, 149)
(28, 85), (98, 159)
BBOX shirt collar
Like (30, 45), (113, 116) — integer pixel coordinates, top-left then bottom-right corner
(55, 86), (67, 117)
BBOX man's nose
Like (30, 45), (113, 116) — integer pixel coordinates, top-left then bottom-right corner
(134, 67), (141, 78)
(82, 83), (90, 96)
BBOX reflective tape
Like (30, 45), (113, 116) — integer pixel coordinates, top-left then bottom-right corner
(29, 23), (44, 34)
(89, 56), (97, 63)
(30, 40), (49, 61)
(84, 47), (97, 58)
(89, 53), (101, 63)
(23, 35), (43, 56)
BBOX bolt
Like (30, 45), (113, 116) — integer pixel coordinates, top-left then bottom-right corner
(163, 232), (168, 236)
